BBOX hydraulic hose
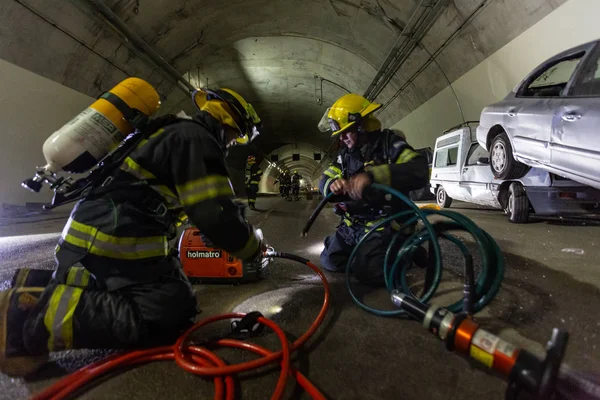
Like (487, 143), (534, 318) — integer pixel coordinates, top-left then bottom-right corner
(31, 253), (330, 400)
(304, 183), (504, 316)
(348, 183), (504, 316)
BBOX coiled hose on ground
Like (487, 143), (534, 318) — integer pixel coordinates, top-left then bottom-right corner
(31, 252), (330, 400)
(304, 183), (504, 317)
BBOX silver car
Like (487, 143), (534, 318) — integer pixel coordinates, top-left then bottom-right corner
(476, 39), (600, 190)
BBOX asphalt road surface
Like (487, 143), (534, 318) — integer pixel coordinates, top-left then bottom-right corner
(0, 196), (599, 399)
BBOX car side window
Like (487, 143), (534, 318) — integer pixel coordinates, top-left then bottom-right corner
(522, 53), (584, 97)
(570, 50), (600, 96)
(466, 144), (489, 166)
(434, 146), (458, 168)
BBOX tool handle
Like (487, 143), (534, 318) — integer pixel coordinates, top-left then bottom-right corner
(301, 194), (348, 237)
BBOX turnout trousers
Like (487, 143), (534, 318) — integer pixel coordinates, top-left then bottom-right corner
(9, 256), (197, 356)
(320, 221), (411, 287)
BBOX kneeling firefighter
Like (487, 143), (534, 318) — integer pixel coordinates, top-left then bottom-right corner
(318, 94), (429, 286)
(245, 155), (262, 210)
(1, 78), (266, 377)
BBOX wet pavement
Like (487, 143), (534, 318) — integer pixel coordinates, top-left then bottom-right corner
(0, 197), (599, 399)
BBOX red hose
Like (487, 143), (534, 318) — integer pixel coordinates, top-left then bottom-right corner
(31, 260), (329, 400)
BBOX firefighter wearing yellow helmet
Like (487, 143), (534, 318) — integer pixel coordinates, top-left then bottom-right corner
(245, 155), (263, 210)
(0, 81), (267, 377)
(318, 93), (429, 286)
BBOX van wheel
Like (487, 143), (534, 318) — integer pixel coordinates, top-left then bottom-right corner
(436, 186), (452, 209)
(505, 182), (529, 223)
(490, 133), (530, 179)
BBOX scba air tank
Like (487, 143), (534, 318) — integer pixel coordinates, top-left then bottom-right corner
(23, 77), (160, 192)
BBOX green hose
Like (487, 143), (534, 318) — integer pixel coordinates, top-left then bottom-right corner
(344, 183), (504, 316)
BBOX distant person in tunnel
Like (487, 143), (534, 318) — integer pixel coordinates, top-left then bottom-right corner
(318, 94), (429, 287)
(245, 155), (262, 210)
(291, 170), (302, 201)
(0, 87), (267, 377)
(274, 170), (290, 199)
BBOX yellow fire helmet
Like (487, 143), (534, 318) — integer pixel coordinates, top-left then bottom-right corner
(321, 94), (382, 136)
(192, 88), (262, 145)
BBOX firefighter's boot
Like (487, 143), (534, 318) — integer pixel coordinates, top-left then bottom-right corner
(0, 288), (48, 377)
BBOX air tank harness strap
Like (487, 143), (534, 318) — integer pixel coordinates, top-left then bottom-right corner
(100, 92), (149, 128)
(87, 180), (173, 218)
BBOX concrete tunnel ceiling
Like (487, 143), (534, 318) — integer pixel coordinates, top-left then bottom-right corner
(0, 0), (567, 168)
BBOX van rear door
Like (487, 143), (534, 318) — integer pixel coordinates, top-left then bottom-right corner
(459, 143), (500, 207)
(432, 132), (463, 200)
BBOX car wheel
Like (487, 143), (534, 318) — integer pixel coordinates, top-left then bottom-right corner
(436, 186), (452, 209)
(505, 182), (529, 223)
(490, 133), (530, 179)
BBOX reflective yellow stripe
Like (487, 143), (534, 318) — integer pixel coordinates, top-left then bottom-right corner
(62, 218), (168, 260)
(232, 232), (260, 260)
(323, 177), (337, 196)
(62, 286), (83, 349)
(396, 148), (419, 165)
(365, 220), (385, 232)
(250, 181), (260, 184)
(119, 157), (156, 180)
(93, 231), (167, 259)
(343, 218), (353, 227)
(66, 268), (78, 285)
(324, 166), (342, 179)
(14, 269), (30, 287)
(44, 285), (65, 351)
(370, 165), (391, 186)
(177, 175), (234, 206)
(66, 267), (91, 287)
(44, 285), (84, 351)
(80, 269), (90, 287)
(137, 128), (165, 149)
(329, 166), (342, 174)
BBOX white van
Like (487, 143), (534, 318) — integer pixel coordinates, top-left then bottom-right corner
(430, 123), (600, 223)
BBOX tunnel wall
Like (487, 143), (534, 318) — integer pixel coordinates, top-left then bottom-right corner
(0, 58), (93, 208)
(391, 0), (600, 150)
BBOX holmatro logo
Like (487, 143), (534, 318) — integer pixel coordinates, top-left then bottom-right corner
(187, 250), (222, 259)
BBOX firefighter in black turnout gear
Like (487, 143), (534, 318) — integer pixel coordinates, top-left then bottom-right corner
(245, 155), (262, 210)
(291, 170), (302, 201)
(0, 87), (266, 377)
(274, 170), (290, 199)
(319, 94), (429, 287)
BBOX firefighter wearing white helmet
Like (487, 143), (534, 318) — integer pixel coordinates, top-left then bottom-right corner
(318, 93), (429, 286)
(0, 80), (267, 377)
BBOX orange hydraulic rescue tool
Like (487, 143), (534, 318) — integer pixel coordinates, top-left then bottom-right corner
(391, 291), (570, 400)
